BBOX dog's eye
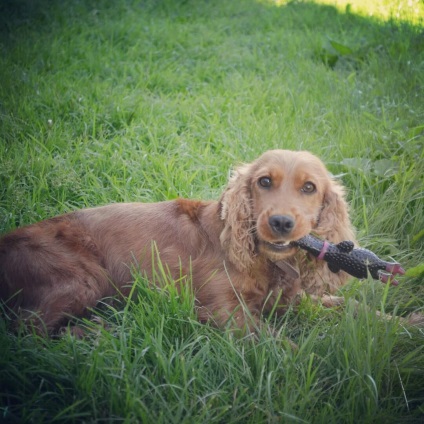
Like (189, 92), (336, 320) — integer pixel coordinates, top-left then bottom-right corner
(258, 177), (272, 188)
(301, 182), (316, 194)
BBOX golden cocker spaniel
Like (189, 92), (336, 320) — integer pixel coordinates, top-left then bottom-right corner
(0, 150), (357, 334)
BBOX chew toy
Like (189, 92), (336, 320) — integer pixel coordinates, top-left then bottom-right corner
(291, 234), (405, 285)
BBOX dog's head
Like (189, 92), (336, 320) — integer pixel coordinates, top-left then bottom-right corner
(220, 149), (351, 271)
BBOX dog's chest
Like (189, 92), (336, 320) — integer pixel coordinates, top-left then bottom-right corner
(268, 260), (301, 300)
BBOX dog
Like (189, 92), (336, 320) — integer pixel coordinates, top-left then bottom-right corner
(0, 150), (357, 335)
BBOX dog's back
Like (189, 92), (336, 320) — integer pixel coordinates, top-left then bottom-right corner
(0, 213), (113, 332)
(0, 200), (218, 333)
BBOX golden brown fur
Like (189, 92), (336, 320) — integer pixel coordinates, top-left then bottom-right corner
(0, 150), (356, 334)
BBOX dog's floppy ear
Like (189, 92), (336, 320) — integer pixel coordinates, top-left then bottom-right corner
(219, 164), (256, 272)
(316, 178), (356, 244)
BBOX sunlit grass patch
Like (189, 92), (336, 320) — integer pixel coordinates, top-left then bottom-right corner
(267, 0), (424, 24)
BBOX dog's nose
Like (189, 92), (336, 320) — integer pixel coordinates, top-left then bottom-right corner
(268, 215), (295, 235)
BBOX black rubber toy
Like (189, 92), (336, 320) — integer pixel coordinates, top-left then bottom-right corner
(291, 234), (405, 285)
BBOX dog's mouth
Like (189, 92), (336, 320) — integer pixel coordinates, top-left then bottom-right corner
(262, 240), (294, 252)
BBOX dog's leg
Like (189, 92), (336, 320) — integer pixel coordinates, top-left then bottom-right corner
(316, 294), (346, 308)
(10, 271), (112, 335)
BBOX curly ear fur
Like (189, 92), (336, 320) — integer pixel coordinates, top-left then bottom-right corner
(295, 177), (357, 295)
(315, 178), (356, 244)
(219, 164), (256, 272)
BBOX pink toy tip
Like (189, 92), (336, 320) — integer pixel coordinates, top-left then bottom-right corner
(385, 263), (405, 276)
(379, 273), (399, 286)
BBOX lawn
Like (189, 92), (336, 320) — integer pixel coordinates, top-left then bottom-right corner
(1, 0), (424, 422)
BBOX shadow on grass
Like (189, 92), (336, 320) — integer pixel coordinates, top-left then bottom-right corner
(1, 0), (423, 57)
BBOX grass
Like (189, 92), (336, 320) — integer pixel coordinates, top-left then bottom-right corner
(1, 0), (424, 422)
